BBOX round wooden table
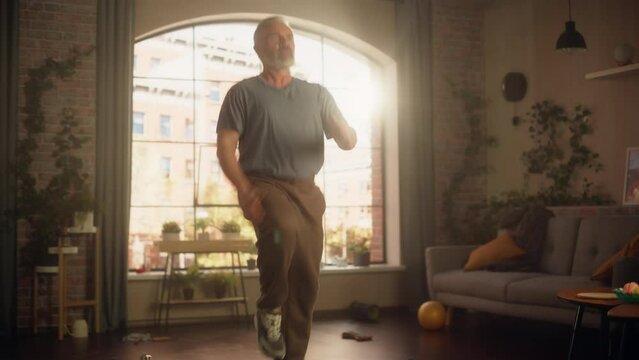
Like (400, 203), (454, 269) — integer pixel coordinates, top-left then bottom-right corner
(557, 288), (621, 360)
(608, 303), (639, 359)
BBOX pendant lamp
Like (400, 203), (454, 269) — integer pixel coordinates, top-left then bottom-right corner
(556, 0), (586, 53)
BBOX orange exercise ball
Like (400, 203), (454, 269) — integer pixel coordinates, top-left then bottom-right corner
(417, 301), (446, 330)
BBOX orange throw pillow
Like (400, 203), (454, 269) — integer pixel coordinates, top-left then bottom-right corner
(591, 234), (639, 282)
(463, 231), (526, 271)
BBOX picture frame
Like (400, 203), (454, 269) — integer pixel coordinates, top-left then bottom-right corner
(622, 147), (639, 205)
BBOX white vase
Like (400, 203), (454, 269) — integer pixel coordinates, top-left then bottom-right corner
(73, 211), (94, 232)
(614, 43), (635, 66)
(222, 232), (239, 240)
(162, 232), (180, 241)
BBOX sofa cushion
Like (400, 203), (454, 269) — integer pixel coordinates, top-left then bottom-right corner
(571, 217), (639, 276)
(432, 270), (543, 302)
(507, 275), (606, 309)
(538, 217), (581, 275)
(463, 231), (525, 270)
(591, 234), (639, 283)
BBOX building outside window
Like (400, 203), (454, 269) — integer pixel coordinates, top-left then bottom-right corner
(184, 117), (194, 139)
(160, 115), (171, 138)
(129, 22), (387, 271)
(132, 111), (144, 135)
(160, 157), (171, 179)
(185, 159), (193, 179)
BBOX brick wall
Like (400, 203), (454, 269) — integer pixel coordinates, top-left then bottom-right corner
(17, 0), (97, 330)
(431, 0), (486, 245)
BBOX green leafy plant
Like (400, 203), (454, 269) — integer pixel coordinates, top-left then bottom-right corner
(221, 220), (240, 233)
(162, 221), (181, 233)
(200, 272), (237, 298)
(347, 237), (370, 255)
(515, 100), (612, 205)
(13, 47), (96, 266)
(172, 264), (201, 289)
(462, 101), (613, 243)
(195, 218), (211, 234)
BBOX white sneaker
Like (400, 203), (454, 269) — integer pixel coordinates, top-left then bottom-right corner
(254, 309), (286, 359)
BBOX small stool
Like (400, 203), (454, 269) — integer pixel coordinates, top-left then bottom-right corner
(608, 304), (639, 360)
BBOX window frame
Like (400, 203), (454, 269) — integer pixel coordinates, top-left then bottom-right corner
(129, 18), (400, 271)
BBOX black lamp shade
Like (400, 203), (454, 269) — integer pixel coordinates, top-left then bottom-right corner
(556, 21), (587, 52)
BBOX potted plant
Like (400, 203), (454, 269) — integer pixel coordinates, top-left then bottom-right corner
(162, 221), (181, 241)
(246, 243), (258, 270)
(221, 220), (241, 240)
(347, 237), (371, 267)
(196, 218), (211, 241)
(200, 272), (237, 298)
(172, 264), (201, 300)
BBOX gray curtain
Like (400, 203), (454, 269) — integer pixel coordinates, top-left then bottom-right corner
(396, 0), (435, 310)
(96, 0), (134, 330)
(0, 0), (19, 338)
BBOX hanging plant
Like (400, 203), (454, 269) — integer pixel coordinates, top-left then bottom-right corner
(516, 100), (611, 205)
(13, 46), (96, 266)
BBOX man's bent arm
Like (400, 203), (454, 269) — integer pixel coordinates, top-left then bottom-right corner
(217, 129), (251, 192)
(327, 114), (357, 150)
(217, 129), (265, 224)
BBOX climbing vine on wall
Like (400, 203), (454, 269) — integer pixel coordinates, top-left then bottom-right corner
(14, 46), (95, 265)
(442, 96), (613, 245)
(440, 84), (497, 244)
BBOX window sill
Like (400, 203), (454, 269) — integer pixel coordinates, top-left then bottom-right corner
(127, 264), (405, 281)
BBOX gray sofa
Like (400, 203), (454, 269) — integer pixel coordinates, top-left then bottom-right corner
(426, 214), (639, 327)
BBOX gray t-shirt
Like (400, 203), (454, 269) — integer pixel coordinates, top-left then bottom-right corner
(217, 76), (341, 179)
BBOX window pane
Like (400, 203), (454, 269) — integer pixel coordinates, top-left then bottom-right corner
(322, 38), (371, 89)
(290, 30), (323, 83)
(324, 206), (381, 264)
(195, 81), (235, 143)
(129, 206), (194, 269)
(160, 115), (171, 137)
(194, 23), (260, 81)
(132, 112), (145, 136)
(133, 78), (193, 142)
(131, 142), (194, 206)
(134, 27), (194, 80)
(195, 145), (237, 206)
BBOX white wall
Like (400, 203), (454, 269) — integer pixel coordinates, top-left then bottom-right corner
(483, 0), (639, 202)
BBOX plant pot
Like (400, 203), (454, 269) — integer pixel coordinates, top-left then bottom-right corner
(246, 258), (257, 270)
(72, 211), (94, 232)
(352, 252), (370, 267)
(162, 232), (180, 241)
(182, 287), (195, 300)
(214, 284), (227, 298)
(197, 232), (210, 241)
(222, 232), (240, 240)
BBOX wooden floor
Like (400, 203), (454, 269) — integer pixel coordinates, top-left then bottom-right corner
(3, 309), (630, 360)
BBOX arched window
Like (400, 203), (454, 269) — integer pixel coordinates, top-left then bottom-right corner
(129, 21), (389, 270)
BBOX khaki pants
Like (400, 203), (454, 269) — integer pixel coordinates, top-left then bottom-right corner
(250, 176), (326, 360)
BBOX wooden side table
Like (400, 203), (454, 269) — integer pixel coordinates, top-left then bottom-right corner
(608, 304), (639, 360)
(557, 288), (621, 360)
(32, 229), (100, 340)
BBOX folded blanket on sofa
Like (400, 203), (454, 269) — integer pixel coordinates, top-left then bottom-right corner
(487, 205), (554, 271)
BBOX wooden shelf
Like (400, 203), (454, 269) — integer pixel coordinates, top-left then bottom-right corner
(585, 63), (639, 80)
(156, 240), (253, 253)
(163, 297), (247, 305)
